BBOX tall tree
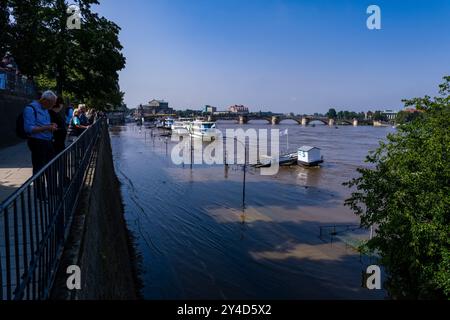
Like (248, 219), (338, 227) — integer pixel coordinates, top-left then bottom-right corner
(0, 0), (10, 58)
(9, 0), (50, 78)
(326, 108), (337, 119)
(8, 0), (125, 109)
(344, 76), (450, 299)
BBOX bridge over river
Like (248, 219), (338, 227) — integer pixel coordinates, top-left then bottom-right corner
(209, 114), (375, 126)
(136, 113), (389, 127)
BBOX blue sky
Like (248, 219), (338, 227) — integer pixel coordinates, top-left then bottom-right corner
(95, 0), (450, 113)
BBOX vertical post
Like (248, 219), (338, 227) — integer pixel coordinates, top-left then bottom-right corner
(165, 137), (168, 156)
(287, 130), (289, 152)
(190, 134), (193, 169)
(242, 141), (247, 209)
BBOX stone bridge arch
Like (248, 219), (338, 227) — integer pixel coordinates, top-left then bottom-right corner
(279, 117), (303, 125)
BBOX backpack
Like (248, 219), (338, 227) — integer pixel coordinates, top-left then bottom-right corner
(16, 105), (37, 139)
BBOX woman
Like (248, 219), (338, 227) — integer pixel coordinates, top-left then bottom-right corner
(67, 109), (89, 143)
(49, 96), (68, 154)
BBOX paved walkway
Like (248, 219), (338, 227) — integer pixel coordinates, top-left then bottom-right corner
(0, 142), (32, 202)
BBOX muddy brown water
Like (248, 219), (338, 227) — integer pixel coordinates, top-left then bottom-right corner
(110, 122), (393, 299)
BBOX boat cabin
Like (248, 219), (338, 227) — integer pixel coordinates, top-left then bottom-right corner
(297, 146), (323, 166)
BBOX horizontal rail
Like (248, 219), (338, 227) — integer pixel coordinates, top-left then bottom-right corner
(0, 118), (107, 300)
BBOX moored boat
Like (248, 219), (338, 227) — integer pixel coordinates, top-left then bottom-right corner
(187, 120), (218, 141)
(297, 146), (324, 167)
(171, 118), (192, 135)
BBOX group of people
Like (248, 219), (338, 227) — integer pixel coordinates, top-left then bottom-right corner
(23, 90), (95, 174)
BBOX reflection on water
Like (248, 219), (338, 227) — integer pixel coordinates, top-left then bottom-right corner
(110, 123), (392, 299)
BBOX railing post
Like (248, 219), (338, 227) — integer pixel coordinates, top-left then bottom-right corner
(0, 119), (105, 300)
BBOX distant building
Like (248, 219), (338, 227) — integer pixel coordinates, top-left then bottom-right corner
(382, 109), (399, 120)
(228, 105), (249, 114)
(139, 99), (173, 115)
(203, 105), (217, 113)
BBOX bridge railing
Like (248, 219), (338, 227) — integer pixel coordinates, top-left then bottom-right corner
(0, 118), (106, 300)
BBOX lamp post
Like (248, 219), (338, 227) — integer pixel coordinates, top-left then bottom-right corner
(222, 136), (248, 209)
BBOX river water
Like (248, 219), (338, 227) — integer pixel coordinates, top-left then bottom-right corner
(109, 122), (393, 299)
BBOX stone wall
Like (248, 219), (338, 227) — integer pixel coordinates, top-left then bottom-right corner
(51, 126), (139, 300)
(0, 92), (33, 148)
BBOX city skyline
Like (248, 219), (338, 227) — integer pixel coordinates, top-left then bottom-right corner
(135, 98), (399, 115)
(96, 0), (450, 113)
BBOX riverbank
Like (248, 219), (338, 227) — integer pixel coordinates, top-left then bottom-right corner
(52, 125), (140, 299)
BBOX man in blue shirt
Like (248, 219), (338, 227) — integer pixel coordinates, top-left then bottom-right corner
(24, 90), (58, 174)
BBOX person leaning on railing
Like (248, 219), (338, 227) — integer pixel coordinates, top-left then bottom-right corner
(67, 108), (90, 143)
(23, 91), (58, 175)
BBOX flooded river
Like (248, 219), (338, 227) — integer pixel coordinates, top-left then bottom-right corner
(110, 122), (393, 299)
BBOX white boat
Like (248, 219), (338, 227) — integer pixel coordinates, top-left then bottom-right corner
(255, 152), (298, 168)
(187, 120), (218, 141)
(171, 118), (192, 135)
(164, 117), (174, 129)
(156, 117), (174, 129)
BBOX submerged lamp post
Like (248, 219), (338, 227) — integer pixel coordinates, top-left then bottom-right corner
(222, 136), (248, 209)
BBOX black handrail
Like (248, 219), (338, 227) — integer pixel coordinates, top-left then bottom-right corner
(0, 118), (107, 300)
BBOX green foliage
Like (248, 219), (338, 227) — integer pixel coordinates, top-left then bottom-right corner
(396, 110), (423, 125)
(344, 76), (450, 299)
(327, 108), (337, 119)
(0, 1), (10, 58)
(372, 110), (387, 121)
(336, 110), (366, 120)
(5, 0), (125, 109)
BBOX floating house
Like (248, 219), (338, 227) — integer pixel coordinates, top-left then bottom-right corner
(297, 146), (323, 166)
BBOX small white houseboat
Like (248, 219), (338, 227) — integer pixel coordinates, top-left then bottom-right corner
(297, 146), (323, 166)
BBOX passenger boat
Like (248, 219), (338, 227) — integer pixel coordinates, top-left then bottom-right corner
(187, 120), (218, 141)
(171, 118), (192, 135)
(156, 117), (174, 130)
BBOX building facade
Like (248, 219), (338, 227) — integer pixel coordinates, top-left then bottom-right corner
(138, 99), (173, 116)
(203, 105), (217, 113)
(228, 105), (249, 113)
(382, 109), (399, 120)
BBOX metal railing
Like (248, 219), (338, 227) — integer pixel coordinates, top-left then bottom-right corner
(0, 118), (106, 300)
(0, 69), (36, 97)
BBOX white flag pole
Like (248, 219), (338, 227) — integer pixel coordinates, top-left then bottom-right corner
(286, 129), (289, 151)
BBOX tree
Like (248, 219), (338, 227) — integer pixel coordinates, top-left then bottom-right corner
(9, 0), (50, 78)
(373, 110), (386, 121)
(344, 76), (450, 299)
(326, 108), (337, 119)
(7, 0), (125, 109)
(395, 110), (423, 125)
(0, 0), (10, 58)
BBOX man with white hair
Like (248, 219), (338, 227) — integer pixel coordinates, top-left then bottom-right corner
(23, 90), (58, 174)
